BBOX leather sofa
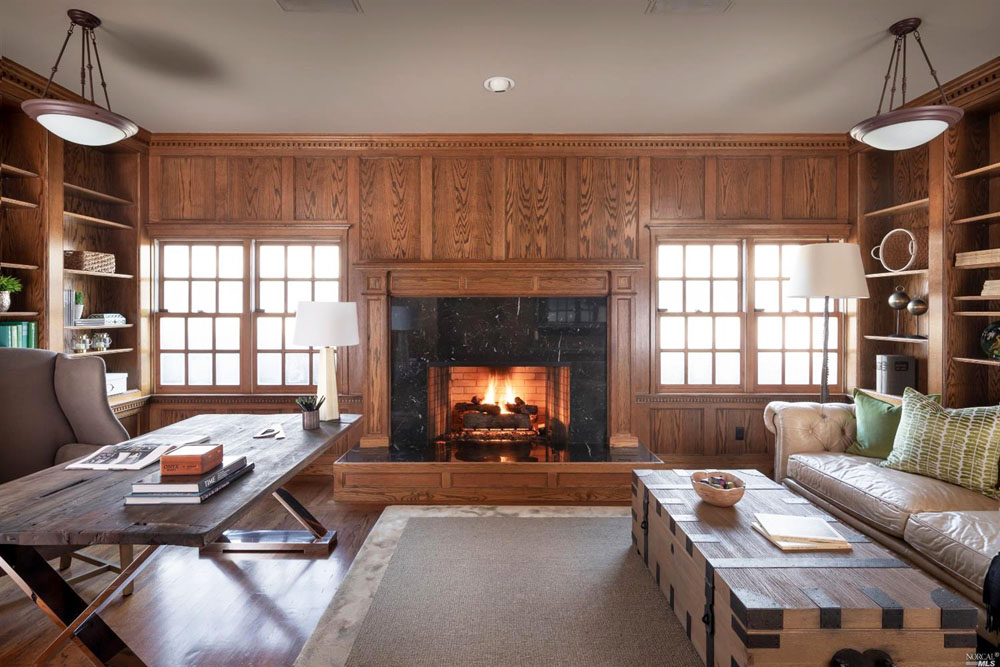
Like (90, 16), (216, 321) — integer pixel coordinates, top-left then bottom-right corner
(764, 400), (1000, 636)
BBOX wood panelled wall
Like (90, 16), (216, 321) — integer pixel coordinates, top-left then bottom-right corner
(148, 134), (849, 468)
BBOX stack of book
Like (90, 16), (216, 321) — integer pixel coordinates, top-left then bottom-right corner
(75, 313), (126, 327)
(125, 450), (254, 505)
(751, 512), (852, 552)
(982, 280), (1000, 297)
(0, 321), (37, 348)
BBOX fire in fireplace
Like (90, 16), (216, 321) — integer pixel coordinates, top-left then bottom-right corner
(427, 364), (570, 446)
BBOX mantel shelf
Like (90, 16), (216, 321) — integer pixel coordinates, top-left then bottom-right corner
(64, 183), (134, 206)
(68, 347), (135, 358)
(63, 211), (133, 230)
(954, 357), (1000, 368)
(863, 335), (928, 344)
(64, 323), (133, 330)
(865, 268), (928, 279)
(1, 196), (39, 210)
(0, 262), (38, 271)
(64, 269), (135, 280)
(952, 211), (1000, 225)
(0, 312), (38, 317)
(863, 198), (930, 219)
(955, 311), (1000, 317)
(955, 162), (1000, 180)
(0, 163), (39, 178)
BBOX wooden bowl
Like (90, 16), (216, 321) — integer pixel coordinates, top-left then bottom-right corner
(691, 471), (746, 507)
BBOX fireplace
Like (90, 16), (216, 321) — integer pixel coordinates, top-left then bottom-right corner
(428, 364), (571, 446)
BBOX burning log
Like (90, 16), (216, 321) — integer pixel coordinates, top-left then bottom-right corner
(504, 400), (538, 415)
(463, 412), (532, 430)
(454, 402), (501, 415)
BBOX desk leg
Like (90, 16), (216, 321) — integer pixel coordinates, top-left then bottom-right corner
(201, 486), (337, 556)
(0, 545), (147, 666)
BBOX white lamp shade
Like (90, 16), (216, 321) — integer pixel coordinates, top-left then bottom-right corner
(293, 301), (360, 347)
(786, 243), (870, 299)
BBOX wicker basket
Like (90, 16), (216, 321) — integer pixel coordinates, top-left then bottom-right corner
(64, 250), (116, 273)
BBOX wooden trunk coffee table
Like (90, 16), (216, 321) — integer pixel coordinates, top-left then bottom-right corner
(631, 469), (978, 667)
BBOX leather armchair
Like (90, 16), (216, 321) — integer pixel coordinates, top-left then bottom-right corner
(763, 401), (856, 481)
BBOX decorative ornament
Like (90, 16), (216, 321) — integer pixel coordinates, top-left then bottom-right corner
(888, 286), (909, 337)
(907, 297), (928, 339)
(871, 228), (918, 273)
(981, 321), (1000, 360)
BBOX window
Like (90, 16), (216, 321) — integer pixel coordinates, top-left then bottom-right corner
(655, 238), (843, 393)
(154, 240), (342, 392)
(656, 243), (743, 388)
(254, 243), (341, 388)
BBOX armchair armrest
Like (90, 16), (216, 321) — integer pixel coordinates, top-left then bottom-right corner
(764, 401), (856, 481)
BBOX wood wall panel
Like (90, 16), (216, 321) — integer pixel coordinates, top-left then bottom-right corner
(578, 157), (638, 258)
(504, 157), (566, 259)
(650, 157), (705, 220)
(158, 157), (216, 220)
(432, 158), (495, 260)
(648, 408), (704, 455)
(714, 408), (775, 455)
(359, 157), (421, 260)
(717, 157), (770, 219)
(227, 157), (282, 220)
(294, 157), (347, 220)
(782, 156), (837, 219)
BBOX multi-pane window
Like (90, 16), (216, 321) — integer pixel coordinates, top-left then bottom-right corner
(158, 243), (245, 387)
(656, 243), (743, 388)
(254, 243), (341, 388)
(752, 243), (840, 389)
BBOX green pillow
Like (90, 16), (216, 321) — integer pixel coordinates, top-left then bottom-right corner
(847, 388), (941, 459)
(882, 387), (1000, 499)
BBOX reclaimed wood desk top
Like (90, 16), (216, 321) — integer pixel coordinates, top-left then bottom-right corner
(0, 413), (361, 548)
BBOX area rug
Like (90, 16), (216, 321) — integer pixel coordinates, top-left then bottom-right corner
(294, 506), (701, 667)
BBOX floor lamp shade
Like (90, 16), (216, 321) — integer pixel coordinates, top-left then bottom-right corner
(293, 302), (360, 421)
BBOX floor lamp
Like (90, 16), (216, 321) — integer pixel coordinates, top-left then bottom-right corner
(786, 243), (869, 404)
(293, 302), (360, 421)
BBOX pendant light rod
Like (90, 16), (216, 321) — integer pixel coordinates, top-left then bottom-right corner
(40, 25), (75, 99)
(913, 30), (950, 107)
(89, 30), (112, 110)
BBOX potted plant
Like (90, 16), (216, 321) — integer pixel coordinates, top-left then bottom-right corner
(73, 290), (84, 321)
(296, 395), (326, 430)
(0, 274), (23, 313)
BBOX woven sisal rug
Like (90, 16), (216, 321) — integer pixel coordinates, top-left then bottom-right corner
(294, 506), (701, 667)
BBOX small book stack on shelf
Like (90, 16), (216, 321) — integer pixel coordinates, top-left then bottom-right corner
(0, 321), (37, 347)
(751, 513), (852, 552)
(982, 280), (1000, 298)
(75, 312), (126, 327)
(125, 455), (254, 505)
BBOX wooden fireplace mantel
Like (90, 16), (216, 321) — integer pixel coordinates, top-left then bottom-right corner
(358, 263), (644, 446)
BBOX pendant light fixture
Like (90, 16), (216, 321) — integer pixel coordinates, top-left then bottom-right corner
(21, 9), (137, 147)
(850, 18), (963, 152)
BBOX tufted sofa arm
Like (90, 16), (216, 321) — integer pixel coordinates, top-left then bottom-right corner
(764, 402), (857, 481)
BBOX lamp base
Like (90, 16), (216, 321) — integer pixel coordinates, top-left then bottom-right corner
(316, 347), (341, 422)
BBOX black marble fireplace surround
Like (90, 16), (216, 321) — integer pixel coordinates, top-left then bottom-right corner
(390, 297), (608, 447)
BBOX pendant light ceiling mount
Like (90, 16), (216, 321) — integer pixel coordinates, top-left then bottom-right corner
(850, 17), (963, 152)
(21, 9), (138, 147)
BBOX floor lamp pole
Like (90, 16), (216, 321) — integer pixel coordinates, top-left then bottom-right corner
(820, 295), (830, 404)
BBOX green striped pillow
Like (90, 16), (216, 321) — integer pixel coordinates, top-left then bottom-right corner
(882, 387), (1000, 499)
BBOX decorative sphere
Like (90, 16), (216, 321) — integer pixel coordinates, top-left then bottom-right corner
(907, 297), (928, 317)
(888, 286), (910, 310)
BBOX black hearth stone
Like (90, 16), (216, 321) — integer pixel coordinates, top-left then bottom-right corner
(390, 297), (607, 445)
(336, 442), (661, 464)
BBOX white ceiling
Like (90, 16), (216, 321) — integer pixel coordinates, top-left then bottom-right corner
(2, 0), (998, 134)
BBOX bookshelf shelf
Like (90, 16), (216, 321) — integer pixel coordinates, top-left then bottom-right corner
(0, 262), (39, 270)
(68, 347), (135, 358)
(865, 268), (928, 279)
(955, 259), (1000, 270)
(64, 269), (135, 280)
(955, 162), (1000, 180)
(863, 335), (928, 344)
(954, 312), (1000, 317)
(0, 312), (39, 317)
(0, 163), (39, 178)
(62, 211), (133, 230)
(64, 182), (134, 206)
(1, 196), (38, 210)
(954, 357), (1000, 368)
(952, 211), (1000, 225)
(65, 323), (133, 330)
(863, 198), (930, 219)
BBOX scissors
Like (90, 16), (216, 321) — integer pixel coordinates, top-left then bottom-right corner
(252, 423), (286, 440)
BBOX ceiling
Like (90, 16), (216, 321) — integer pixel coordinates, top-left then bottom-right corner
(2, 0), (998, 134)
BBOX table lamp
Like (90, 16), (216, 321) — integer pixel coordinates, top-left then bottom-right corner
(786, 243), (869, 403)
(293, 301), (359, 421)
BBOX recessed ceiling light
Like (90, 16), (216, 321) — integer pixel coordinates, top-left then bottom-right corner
(483, 76), (515, 93)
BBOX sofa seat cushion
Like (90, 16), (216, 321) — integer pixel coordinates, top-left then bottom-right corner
(787, 452), (998, 536)
(905, 511), (1000, 593)
(54, 443), (102, 465)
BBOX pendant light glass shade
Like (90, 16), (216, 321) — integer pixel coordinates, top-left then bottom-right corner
(21, 99), (137, 147)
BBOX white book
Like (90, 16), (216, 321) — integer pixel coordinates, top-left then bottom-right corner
(753, 513), (847, 545)
(65, 434), (209, 471)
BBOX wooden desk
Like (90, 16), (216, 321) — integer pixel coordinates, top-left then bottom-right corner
(0, 412), (360, 666)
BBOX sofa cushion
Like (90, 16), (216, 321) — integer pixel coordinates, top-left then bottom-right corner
(54, 443), (103, 465)
(787, 452), (999, 536)
(905, 511), (1000, 594)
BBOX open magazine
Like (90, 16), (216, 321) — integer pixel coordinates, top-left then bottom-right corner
(65, 434), (210, 471)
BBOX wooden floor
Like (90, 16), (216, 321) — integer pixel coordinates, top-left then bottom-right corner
(0, 479), (386, 667)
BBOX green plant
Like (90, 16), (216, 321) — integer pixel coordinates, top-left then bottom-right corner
(295, 395), (326, 412)
(74, 290), (84, 305)
(0, 275), (22, 293)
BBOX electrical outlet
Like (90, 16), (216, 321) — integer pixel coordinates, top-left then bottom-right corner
(735, 426), (745, 441)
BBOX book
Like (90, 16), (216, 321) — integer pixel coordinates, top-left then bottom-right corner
(124, 463), (254, 504)
(751, 522), (852, 552)
(160, 444), (224, 476)
(65, 434), (210, 470)
(753, 513), (848, 544)
(132, 456), (248, 494)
